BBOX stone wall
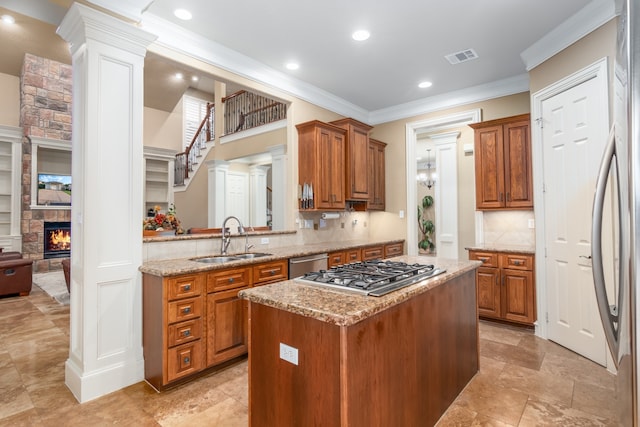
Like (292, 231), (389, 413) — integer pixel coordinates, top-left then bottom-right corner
(20, 53), (72, 272)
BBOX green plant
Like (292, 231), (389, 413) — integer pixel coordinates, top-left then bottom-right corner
(418, 195), (435, 252)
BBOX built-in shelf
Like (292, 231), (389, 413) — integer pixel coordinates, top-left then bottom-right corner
(144, 147), (176, 215)
(0, 125), (22, 251)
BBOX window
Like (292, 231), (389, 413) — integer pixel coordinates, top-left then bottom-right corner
(183, 95), (208, 148)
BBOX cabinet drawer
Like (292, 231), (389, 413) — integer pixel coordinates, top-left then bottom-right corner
(207, 267), (251, 293)
(384, 243), (403, 259)
(328, 252), (345, 268)
(253, 260), (288, 286)
(362, 245), (384, 261)
(344, 248), (361, 263)
(167, 318), (202, 347)
(167, 297), (202, 324)
(167, 274), (202, 301)
(469, 251), (499, 268)
(501, 253), (533, 271)
(167, 340), (203, 382)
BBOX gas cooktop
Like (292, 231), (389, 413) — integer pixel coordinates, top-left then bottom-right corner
(295, 260), (446, 297)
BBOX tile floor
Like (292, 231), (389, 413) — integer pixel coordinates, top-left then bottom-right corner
(0, 286), (620, 426)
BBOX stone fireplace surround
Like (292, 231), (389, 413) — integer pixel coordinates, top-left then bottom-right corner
(20, 54), (73, 272)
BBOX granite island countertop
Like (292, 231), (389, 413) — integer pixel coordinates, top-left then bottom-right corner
(465, 243), (535, 254)
(140, 239), (404, 277)
(239, 255), (481, 327)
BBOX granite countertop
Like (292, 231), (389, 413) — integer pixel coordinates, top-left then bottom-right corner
(139, 239), (404, 276)
(239, 255), (481, 327)
(465, 243), (535, 254)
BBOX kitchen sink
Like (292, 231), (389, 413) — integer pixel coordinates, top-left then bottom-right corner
(191, 256), (240, 263)
(233, 252), (272, 259)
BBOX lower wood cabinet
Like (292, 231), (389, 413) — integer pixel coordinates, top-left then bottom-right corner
(329, 242), (403, 268)
(142, 273), (205, 390)
(468, 250), (536, 326)
(207, 286), (249, 366)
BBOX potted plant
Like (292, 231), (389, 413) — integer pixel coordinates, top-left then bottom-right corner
(418, 195), (435, 252)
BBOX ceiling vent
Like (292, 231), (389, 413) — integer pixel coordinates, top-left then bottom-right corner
(445, 49), (479, 65)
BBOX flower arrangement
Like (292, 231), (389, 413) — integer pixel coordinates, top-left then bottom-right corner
(143, 204), (184, 234)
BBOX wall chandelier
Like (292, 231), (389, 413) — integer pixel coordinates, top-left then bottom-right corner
(417, 149), (436, 189)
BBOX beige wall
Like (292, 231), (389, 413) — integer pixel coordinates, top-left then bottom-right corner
(0, 72), (20, 127)
(529, 19), (617, 96)
(144, 106), (182, 151)
(368, 93), (531, 257)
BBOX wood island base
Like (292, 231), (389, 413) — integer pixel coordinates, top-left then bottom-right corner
(246, 269), (479, 426)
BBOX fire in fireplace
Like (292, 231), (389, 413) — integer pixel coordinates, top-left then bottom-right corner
(43, 221), (71, 259)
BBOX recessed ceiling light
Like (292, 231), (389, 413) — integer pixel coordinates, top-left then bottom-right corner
(174, 9), (192, 20)
(191, 76), (199, 82)
(418, 81), (433, 89)
(285, 62), (299, 71)
(352, 30), (370, 41)
(1, 15), (15, 24)
(175, 72), (184, 80)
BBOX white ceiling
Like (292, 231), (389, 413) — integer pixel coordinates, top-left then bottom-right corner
(0, 0), (614, 121)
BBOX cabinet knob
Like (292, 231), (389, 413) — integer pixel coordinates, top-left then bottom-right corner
(182, 329), (191, 337)
(183, 284), (191, 291)
(228, 277), (234, 283)
(183, 356), (190, 364)
(270, 270), (276, 275)
(514, 260), (521, 266)
(182, 306), (191, 314)
(479, 257), (488, 263)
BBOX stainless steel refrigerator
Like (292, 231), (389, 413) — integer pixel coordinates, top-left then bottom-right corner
(592, 0), (637, 425)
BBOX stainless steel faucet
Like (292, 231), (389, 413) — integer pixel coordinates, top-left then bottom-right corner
(221, 216), (245, 255)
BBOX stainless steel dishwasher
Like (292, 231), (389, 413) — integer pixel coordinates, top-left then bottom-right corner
(288, 253), (328, 279)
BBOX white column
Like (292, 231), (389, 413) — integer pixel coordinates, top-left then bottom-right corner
(268, 144), (287, 230)
(207, 160), (229, 227)
(249, 165), (269, 227)
(430, 131), (460, 259)
(57, 3), (156, 403)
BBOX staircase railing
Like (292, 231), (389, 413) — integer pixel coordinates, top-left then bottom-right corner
(175, 102), (214, 186)
(223, 90), (287, 135)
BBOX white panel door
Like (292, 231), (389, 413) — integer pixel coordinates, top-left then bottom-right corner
(542, 75), (608, 365)
(226, 171), (249, 226)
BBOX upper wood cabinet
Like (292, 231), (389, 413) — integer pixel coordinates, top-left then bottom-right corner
(330, 118), (373, 201)
(297, 120), (347, 210)
(368, 138), (386, 211)
(470, 114), (533, 210)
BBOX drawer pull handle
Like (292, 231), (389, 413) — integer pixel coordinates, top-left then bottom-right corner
(478, 257), (488, 263)
(513, 260), (522, 266)
(182, 330), (190, 337)
(183, 357), (190, 364)
(183, 284), (191, 291)
(182, 307), (191, 314)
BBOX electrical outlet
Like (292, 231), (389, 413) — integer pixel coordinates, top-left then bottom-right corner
(399, 210), (405, 218)
(528, 219), (535, 229)
(261, 237), (269, 244)
(279, 343), (298, 365)
(304, 219), (313, 229)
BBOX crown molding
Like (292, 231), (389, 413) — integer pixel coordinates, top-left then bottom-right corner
(140, 13), (370, 123)
(368, 74), (529, 125)
(86, 0), (154, 22)
(520, 0), (617, 71)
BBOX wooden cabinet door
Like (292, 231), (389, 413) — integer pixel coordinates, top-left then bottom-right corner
(206, 287), (249, 366)
(474, 125), (505, 209)
(501, 269), (535, 324)
(368, 139), (386, 210)
(317, 126), (345, 209)
(503, 119), (533, 208)
(476, 267), (501, 319)
(328, 251), (345, 268)
(346, 124), (370, 200)
(362, 245), (384, 261)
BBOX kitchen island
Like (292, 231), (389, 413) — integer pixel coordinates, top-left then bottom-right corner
(239, 256), (481, 426)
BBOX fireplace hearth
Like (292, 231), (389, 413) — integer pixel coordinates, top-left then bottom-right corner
(43, 221), (71, 259)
